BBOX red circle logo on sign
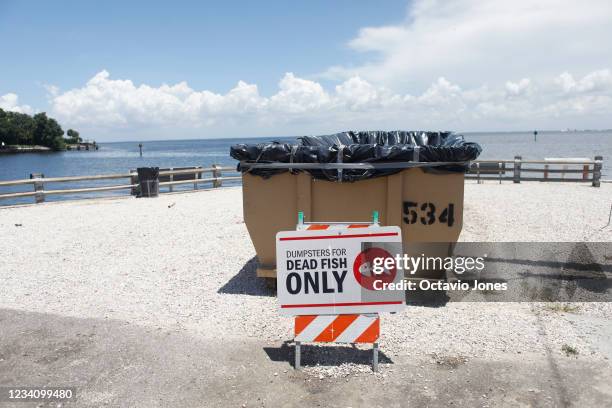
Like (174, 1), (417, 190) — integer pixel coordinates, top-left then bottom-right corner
(353, 247), (397, 291)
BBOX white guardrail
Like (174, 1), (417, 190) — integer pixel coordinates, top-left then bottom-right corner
(0, 156), (604, 205)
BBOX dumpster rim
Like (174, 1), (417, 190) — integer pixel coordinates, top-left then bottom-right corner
(238, 161), (470, 170)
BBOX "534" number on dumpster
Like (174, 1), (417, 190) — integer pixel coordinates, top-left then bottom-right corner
(402, 201), (455, 226)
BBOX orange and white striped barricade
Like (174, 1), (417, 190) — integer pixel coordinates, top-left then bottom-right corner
(294, 313), (380, 370)
(276, 211), (404, 372)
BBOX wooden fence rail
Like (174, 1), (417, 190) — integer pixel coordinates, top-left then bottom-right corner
(465, 155), (603, 187)
(0, 165), (239, 205)
(0, 156), (604, 205)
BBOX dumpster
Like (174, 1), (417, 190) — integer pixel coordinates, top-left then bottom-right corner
(231, 131), (482, 280)
(137, 167), (160, 197)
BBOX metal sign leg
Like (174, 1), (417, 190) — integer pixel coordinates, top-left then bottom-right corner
(295, 341), (301, 370)
(372, 342), (379, 372)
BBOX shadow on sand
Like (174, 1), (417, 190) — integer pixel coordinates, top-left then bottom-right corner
(218, 257), (275, 297)
(405, 287), (450, 307)
(263, 341), (392, 368)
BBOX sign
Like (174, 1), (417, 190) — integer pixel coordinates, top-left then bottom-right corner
(276, 226), (405, 316)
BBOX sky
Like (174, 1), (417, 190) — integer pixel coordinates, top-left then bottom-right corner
(1, 0), (612, 141)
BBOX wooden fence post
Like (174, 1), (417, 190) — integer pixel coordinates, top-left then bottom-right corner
(212, 164), (222, 188)
(513, 156), (522, 184)
(30, 173), (45, 203)
(193, 168), (198, 190)
(130, 170), (139, 196)
(592, 155), (602, 187)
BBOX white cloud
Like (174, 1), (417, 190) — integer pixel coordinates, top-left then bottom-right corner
(324, 0), (612, 93)
(556, 69), (612, 94)
(269, 73), (330, 113)
(48, 71), (411, 131)
(417, 77), (462, 106)
(334, 77), (398, 111)
(44, 84), (60, 97)
(322, 0), (612, 132)
(505, 79), (531, 97)
(42, 68), (612, 139)
(0, 93), (33, 114)
(6, 0), (612, 138)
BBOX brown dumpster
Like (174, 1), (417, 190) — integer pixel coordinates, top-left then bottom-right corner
(242, 168), (464, 278)
(231, 130), (481, 280)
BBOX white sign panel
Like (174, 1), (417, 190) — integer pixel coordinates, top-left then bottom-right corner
(276, 226), (405, 316)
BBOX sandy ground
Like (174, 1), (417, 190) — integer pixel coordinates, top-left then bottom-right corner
(0, 181), (611, 407)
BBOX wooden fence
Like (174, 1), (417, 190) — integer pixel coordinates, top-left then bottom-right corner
(0, 165), (240, 204)
(0, 156), (604, 205)
(466, 156), (603, 187)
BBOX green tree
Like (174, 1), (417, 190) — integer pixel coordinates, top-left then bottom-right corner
(12, 111), (35, 145)
(0, 109), (10, 145)
(0, 109), (35, 146)
(0, 109), (70, 150)
(66, 128), (82, 144)
(33, 112), (65, 150)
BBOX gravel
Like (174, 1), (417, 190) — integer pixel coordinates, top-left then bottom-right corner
(462, 180), (612, 242)
(1, 182), (610, 379)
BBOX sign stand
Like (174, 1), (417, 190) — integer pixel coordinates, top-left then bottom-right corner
(293, 211), (381, 372)
(294, 325), (380, 372)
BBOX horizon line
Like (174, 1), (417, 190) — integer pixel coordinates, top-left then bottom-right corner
(98, 129), (612, 144)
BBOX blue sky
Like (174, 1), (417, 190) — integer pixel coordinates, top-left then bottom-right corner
(0, 0), (406, 106)
(1, 0), (611, 141)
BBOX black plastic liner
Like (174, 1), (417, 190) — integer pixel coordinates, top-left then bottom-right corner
(137, 167), (160, 197)
(230, 131), (482, 182)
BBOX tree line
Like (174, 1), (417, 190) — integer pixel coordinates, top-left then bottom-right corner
(0, 108), (82, 151)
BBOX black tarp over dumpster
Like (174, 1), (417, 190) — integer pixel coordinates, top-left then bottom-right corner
(230, 131), (482, 182)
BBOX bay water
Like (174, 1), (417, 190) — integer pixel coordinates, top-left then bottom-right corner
(1, 131), (610, 206)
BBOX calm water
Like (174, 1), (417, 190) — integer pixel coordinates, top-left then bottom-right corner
(1, 131), (610, 205)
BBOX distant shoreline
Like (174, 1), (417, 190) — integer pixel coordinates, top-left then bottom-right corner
(0, 142), (98, 154)
(0, 145), (53, 154)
